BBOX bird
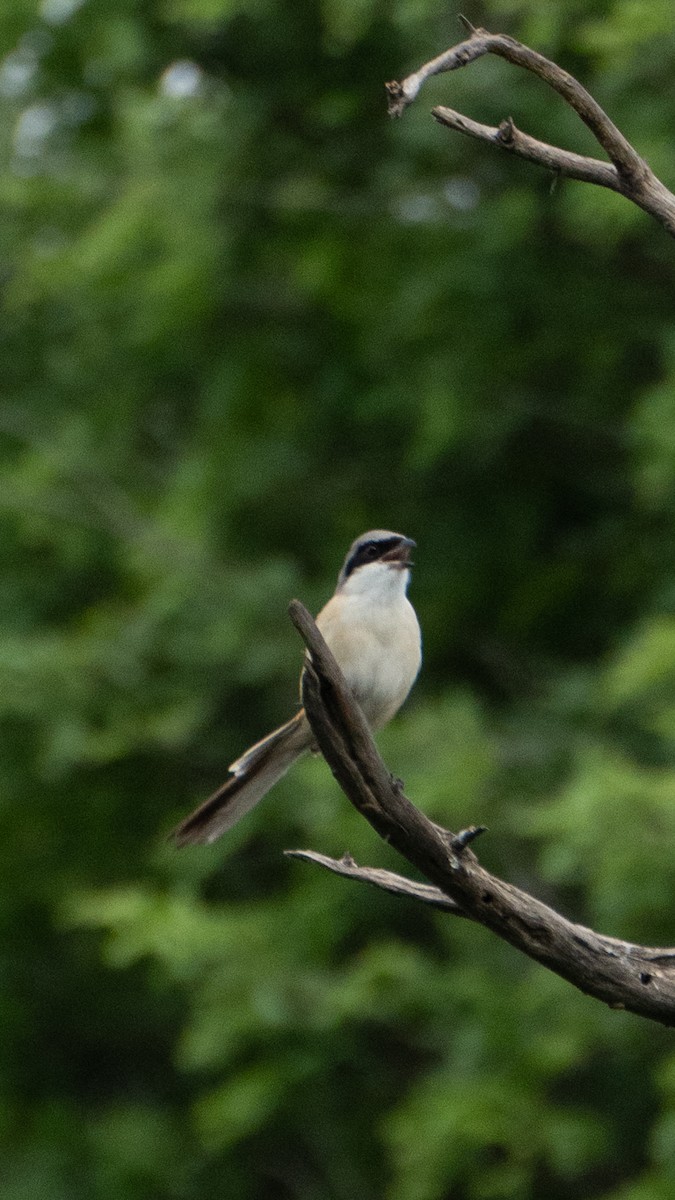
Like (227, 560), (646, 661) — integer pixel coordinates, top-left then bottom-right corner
(171, 530), (422, 846)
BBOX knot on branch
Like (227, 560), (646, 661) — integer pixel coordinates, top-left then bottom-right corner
(497, 117), (516, 147)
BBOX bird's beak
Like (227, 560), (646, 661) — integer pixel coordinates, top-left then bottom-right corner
(381, 536), (416, 567)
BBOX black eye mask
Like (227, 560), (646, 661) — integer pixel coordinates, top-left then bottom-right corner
(343, 537), (406, 579)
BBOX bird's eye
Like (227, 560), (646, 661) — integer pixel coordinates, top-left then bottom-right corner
(365, 544), (379, 558)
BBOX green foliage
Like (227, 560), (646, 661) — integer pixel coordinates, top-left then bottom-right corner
(3, 0), (675, 1197)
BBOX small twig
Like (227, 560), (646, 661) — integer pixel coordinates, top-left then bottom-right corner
(285, 849), (467, 914)
(457, 14), (477, 36)
(386, 25), (675, 237)
(288, 600), (675, 1026)
(432, 107), (622, 194)
(451, 825), (487, 852)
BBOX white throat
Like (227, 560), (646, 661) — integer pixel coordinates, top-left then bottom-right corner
(339, 561), (411, 605)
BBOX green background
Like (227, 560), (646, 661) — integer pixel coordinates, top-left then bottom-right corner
(3, 1), (675, 1197)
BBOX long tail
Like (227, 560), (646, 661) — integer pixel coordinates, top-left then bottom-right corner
(172, 710), (311, 847)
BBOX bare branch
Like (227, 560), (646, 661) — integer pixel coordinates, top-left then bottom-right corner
(432, 108), (622, 194)
(285, 849), (467, 913)
(286, 845), (675, 963)
(387, 28), (640, 175)
(386, 25), (675, 237)
(288, 599), (675, 1026)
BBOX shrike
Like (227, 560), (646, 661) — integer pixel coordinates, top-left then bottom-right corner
(172, 530), (421, 846)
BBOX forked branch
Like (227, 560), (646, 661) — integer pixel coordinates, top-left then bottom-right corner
(287, 600), (675, 1026)
(386, 20), (675, 237)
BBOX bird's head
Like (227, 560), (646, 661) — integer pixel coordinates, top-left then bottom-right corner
(337, 530), (416, 597)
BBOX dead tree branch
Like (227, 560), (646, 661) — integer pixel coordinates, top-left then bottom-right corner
(285, 849), (466, 913)
(288, 600), (675, 1026)
(386, 22), (675, 237)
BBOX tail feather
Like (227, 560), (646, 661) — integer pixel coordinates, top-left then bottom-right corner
(229, 714), (306, 777)
(172, 711), (310, 847)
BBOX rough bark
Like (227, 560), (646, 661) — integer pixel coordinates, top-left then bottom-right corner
(288, 601), (675, 1027)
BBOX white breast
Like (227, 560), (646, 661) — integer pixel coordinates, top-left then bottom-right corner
(315, 563), (422, 729)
